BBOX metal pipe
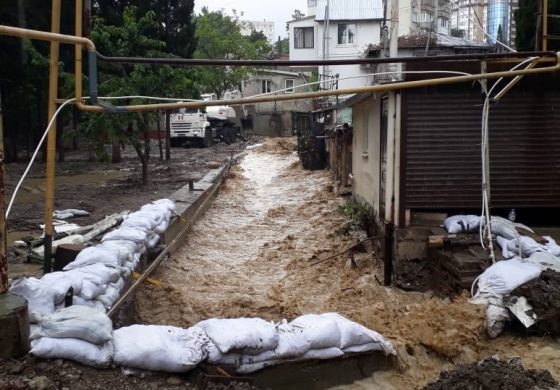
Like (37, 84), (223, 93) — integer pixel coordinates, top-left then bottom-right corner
(75, 0), (83, 101)
(95, 50), (555, 66)
(0, 25), (95, 51)
(384, 222), (394, 286)
(0, 90), (8, 294)
(544, 0), (549, 51)
(43, 0), (62, 275)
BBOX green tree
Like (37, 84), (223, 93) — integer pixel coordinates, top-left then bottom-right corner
(516, 0), (560, 50)
(194, 8), (270, 99)
(291, 9), (305, 20)
(275, 36), (289, 55)
(81, 6), (197, 184)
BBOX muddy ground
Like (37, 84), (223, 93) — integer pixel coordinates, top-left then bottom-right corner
(423, 357), (560, 390)
(5, 139), (250, 277)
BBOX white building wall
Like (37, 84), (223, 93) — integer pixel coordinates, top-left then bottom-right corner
(288, 18), (318, 61)
(352, 96), (381, 213)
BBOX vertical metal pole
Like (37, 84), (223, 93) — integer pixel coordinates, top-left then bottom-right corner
(43, 0), (61, 274)
(75, 0), (83, 101)
(165, 110), (171, 161)
(543, 0), (549, 51)
(0, 90), (9, 294)
(383, 222), (393, 286)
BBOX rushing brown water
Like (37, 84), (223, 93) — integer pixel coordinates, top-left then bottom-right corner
(136, 138), (560, 389)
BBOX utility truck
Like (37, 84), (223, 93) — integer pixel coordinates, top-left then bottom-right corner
(169, 103), (239, 147)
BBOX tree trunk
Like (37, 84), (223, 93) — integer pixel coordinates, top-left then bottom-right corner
(157, 113), (163, 161)
(111, 138), (121, 163)
(536, 0), (543, 51)
(165, 110), (171, 161)
(133, 143), (148, 185)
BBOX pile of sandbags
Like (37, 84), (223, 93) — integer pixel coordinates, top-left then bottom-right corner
(197, 314), (396, 374)
(25, 313), (393, 375)
(9, 198), (176, 316)
(29, 306), (114, 368)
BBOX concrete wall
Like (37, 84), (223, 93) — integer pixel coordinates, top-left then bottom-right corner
(351, 96), (381, 214)
(242, 70), (312, 137)
(289, 18), (318, 61)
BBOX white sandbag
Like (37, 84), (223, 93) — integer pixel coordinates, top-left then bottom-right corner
(63, 246), (122, 270)
(40, 271), (82, 297)
(9, 278), (57, 322)
(322, 313), (395, 355)
(153, 218), (170, 235)
(290, 314), (341, 349)
(544, 236), (560, 257)
(236, 359), (283, 374)
(122, 211), (161, 230)
(141, 202), (174, 218)
(301, 347), (344, 360)
(99, 239), (140, 256)
(496, 235), (542, 258)
(95, 283), (122, 309)
(196, 318), (279, 354)
(443, 215), (480, 234)
(79, 280), (107, 300)
(113, 325), (208, 373)
(241, 322), (311, 364)
(527, 252), (560, 273)
(111, 277), (125, 292)
(206, 342), (242, 366)
(31, 337), (113, 368)
(97, 242), (131, 265)
(475, 259), (542, 296)
(101, 227), (148, 244)
(68, 263), (121, 284)
(146, 233), (160, 249)
(73, 295), (96, 308)
(486, 304), (510, 338)
(343, 342), (389, 353)
(489, 216), (534, 240)
(152, 198), (176, 213)
(34, 305), (113, 345)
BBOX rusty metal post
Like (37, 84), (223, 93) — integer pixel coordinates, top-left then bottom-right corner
(0, 90), (8, 293)
(43, 0), (61, 274)
(383, 222), (393, 286)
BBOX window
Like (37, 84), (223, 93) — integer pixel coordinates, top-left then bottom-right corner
(261, 80), (271, 94)
(308, 0), (317, 6)
(421, 11), (433, 23)
(285, 79), (294, 93)
(337, 23), (356, 44)
(439, 17), (448, 28)
(294, 27), (314, 48)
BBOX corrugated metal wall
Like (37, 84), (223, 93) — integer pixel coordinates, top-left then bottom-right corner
(402, 81), (560, 209)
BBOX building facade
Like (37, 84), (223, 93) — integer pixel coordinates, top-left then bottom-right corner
(239, 20), (275, 42)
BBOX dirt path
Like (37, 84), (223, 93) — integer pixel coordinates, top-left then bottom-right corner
(136, 138), (560, 389)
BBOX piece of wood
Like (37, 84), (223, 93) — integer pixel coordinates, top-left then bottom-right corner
(515, 226), (548, 244)
(429, 235), (445, 247)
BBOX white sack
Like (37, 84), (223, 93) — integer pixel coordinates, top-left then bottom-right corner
(97, 242), (132, 265)
(486, 304), (510, 338)
(489, 216), (534, 240)
(301, 347), (344, 360)
(343, 342), (389, 353)
(443, 215), (480, 234)
(151, 198), (176, 213)
(290, 314), (341, 349)
(206, 342), (242, 366)
(79, 280), (107, 300)
(322, 313), (395, 355)
(68, 263), (121, 284)
(63, 246), (122, 270)
(240, 322), (311, 364)
(195, 318), (279, 354)
(122, 211), (162, 230)
(95, 283), (122, 309)
(31, 337), (113, 368)
(113, 325), (208, 373)
(475, 259), (542, 296)
(544, 236), (560, 257)
(236, 359), (283, 374)
(34, 305), (112, 345)
(146, 233), (160, 249)
(527, 252), (560, 273)
(101, 227), (148, 244)
(40, 271), (82, 297)
(9, 278), (57, 322)
(153, 219), (170, 235)
(496, 235), (543, 258)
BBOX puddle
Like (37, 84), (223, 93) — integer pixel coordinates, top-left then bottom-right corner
(136, 138), (560, 389)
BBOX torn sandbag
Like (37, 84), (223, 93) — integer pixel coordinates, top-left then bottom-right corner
(53, 209), (90, 219)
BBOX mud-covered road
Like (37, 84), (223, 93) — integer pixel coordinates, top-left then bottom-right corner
(137, 139), (560, 389)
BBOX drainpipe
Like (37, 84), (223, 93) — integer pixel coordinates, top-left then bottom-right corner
(43, 0), (62, 274)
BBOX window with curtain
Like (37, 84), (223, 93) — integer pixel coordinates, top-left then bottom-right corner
(294, 27), (314, 48)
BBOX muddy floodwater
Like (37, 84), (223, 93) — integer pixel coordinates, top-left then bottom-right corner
(137, 139), (560, 389)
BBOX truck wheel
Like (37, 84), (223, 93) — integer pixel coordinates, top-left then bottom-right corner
(203, 127), (213, 147)
(225, 127), (235, 144)
(170, 138), (181, 147)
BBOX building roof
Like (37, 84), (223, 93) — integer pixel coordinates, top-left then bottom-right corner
(396, 33), (492, 49)
(315, 0), (384, 21)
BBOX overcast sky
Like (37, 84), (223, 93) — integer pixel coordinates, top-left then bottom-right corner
(194, 0), (305, 39)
